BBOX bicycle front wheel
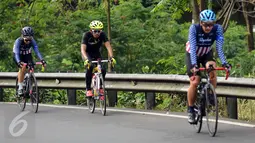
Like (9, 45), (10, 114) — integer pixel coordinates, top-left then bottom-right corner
(205, 83), (218, 137)
(30, 73), (39, 113)
(99, 75), (106, 116)
(15, 76), (26, 111)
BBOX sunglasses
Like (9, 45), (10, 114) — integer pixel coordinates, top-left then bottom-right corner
(202, 22), (214, 28)
(23, 36), (32, 42)
(92, 30), (102, 34)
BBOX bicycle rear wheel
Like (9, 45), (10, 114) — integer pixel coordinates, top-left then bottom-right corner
(205, 83), (218, 137)
(193, 91), (205, 133)
(29, 73), (39, 113)
(193, 106), (203, 133)
(99, 75), (106, 116)
(87, 96), (95, 113)
(15, 76), (26, 111)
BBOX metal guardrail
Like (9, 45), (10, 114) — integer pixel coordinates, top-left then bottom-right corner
(0, 72), (255, 99)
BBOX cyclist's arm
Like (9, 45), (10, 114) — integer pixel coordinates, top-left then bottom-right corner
(101, 32), (113, 57)
(104, 41), (113, 58)
(81, 33), (91, 60)
(81, 44), (90, 60)
(31, 39), (43, 60)
(215, 24), (227, 64)
(13, 38), (21, 63)
(189, 24), (197, 66)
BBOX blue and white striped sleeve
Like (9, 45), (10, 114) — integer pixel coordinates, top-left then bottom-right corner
(215, 25), (227, 64)
(189, 24), (197, 66)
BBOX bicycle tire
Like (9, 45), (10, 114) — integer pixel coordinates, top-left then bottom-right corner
(15, 76), (26, 111)
(30, 73), (39, 113)
(193, 106), (203, 133)
(87, 97), (95, 113)
(205, 83), (218, 137)
(99, 75), (106, 116)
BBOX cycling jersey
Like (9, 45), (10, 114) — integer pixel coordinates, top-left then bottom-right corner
(13, 37), (43, 63)
(186, 24), (227, 66)
(81, 31), (109, 59)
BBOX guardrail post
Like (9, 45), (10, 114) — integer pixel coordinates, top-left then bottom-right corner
(107, 90), (117, 107)
(226, 97), (238, 119)
(145, 92), (155, 110)
(67, 89), (76, 105)
(0, 88), (3, 101)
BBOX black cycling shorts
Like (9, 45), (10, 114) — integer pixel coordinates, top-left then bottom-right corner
(185, 50), (215, 77)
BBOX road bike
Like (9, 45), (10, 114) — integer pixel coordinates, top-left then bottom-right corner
(192, 64), (229, 137)
(15, 61), (44, 113)
(87, 59), (112, 116)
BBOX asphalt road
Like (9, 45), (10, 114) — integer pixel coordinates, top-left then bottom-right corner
(0, 103), (254, 143)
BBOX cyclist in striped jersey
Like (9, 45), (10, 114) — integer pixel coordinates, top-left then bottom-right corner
(185, 9), (231, 124)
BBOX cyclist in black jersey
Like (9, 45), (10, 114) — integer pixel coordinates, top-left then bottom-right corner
(81, 20), (116, 97)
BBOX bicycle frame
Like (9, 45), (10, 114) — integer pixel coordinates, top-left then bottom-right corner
(196, 64), (229, 111)
(23, 62), (42, 95)
(193, 64), (229, 136)
(90, 59), (109, 97)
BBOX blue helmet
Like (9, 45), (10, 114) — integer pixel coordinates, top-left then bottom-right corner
(199, 9), (216, 22)
(21, 26), (34, 36)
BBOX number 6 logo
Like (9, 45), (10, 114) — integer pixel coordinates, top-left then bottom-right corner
(9, 111), (30, 137)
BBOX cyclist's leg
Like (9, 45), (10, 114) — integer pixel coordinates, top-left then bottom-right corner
(13, 53), (26, 95)
(186, 52), (200, 123)
(203, 50), (217, 88)
(85, 64), (94, 96)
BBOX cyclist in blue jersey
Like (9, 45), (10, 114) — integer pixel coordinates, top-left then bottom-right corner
(185, 10), (231, 124)
(13, 26), (46, 96)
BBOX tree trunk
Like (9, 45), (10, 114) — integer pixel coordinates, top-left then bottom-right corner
(217, 0), (231, 23)
(221, 0), (235, 32)
(107, 0), (111, 72)
(199, 0), (206, 11)
(242, 1), (254, 52)
(191, 0), (200, 24)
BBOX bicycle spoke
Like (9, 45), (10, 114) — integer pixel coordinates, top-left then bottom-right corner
(205, 83), (218, 137)
(99, 75), (106, 116)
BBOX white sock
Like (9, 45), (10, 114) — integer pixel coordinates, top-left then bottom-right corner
(18, 83), (23, 90)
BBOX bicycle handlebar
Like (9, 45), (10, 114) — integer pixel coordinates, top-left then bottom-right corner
(198, 67), (229, 80)
(91, 60), (110, 63)
(23, 62), (45, 72)
(23, 62), (43, 66)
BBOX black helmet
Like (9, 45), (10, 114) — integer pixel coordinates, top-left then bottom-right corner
(21, 26), (34, 36)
